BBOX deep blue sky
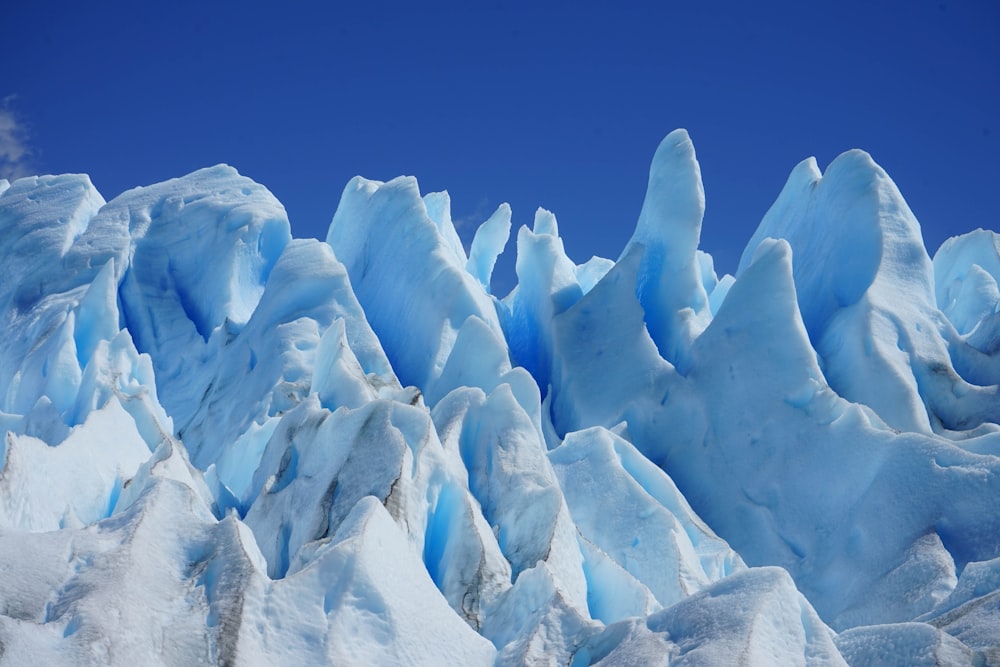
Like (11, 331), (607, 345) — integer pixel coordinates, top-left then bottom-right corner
(2, 1), (997, 293)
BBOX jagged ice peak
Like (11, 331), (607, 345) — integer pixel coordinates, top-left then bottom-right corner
(0, 130), (998, 665)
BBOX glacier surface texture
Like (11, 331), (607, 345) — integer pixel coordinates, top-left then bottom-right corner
(0, 129), (999, 665)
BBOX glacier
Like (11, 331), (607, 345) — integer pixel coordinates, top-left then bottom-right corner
(0, 129), (998, 665)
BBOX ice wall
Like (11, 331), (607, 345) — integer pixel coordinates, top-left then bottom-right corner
(0, 131), (998, 665)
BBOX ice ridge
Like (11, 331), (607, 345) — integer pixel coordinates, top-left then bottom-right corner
(0, 132), (998, 665)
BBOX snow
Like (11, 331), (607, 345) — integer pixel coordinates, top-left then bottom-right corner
(835, 622), (978, 666)
(933, 229), (1000, 400)
(275, 497), (497, 665)
(549, 426), (744, 614)
(467, 203), (512, 293)
(738, 150), (1000, 435)
(548, 243), (677, 438)
(620, 129), (711, 372)
(1, 130), (999, 664)
(111, 165), (292, 440)
(0, 396), (149, 531)
(326, 175), (507, 400)
(432, 384), (589, 613)
(503, 209), (585, 397)
(573, 567), (846, 666)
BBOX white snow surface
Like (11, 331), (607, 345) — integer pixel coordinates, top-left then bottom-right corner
(0, 132), (999, 665)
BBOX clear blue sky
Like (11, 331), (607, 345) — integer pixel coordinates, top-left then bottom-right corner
(2, 1), (997, 293)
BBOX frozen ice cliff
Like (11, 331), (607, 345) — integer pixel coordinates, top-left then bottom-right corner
(0, 129), (998, 665)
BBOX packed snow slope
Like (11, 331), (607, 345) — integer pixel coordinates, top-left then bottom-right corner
(0, 130), (999, 666)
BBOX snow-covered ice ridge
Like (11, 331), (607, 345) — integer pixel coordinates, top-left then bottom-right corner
(0, 129), (998, 666)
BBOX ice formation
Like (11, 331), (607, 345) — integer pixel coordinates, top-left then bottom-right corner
(0, 129), (998, 665)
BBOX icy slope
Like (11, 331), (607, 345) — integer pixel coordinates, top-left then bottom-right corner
(0, 129), (998, 665)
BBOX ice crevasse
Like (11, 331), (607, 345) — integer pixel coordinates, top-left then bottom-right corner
(0, 130), (998, 665)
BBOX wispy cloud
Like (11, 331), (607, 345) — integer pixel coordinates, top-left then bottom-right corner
(0, 96), (34, 181)
(453, 195), (496, 253)
(453, 195), (494, 232)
